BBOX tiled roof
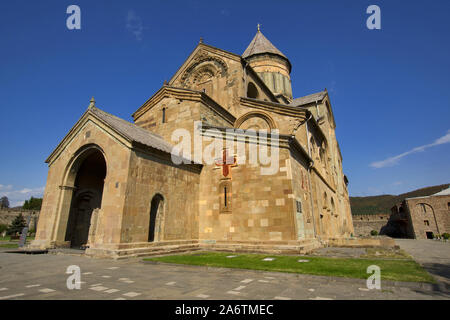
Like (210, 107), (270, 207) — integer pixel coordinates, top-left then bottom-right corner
(89, 106), (175, 154)
(289, 91), (327, 107)
(432, 187), (450, 196)
(242, 30), (288, 60)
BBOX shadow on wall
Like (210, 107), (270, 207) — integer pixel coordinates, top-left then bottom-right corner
(381, 203), (413, 239)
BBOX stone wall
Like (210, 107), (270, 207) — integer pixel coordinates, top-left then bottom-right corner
(404, 194), (450, 239)
(352, 214), (389, 237)
(0, 209), (40, 231)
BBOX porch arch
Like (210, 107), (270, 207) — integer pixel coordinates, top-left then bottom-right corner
(52, 144), (108, 248)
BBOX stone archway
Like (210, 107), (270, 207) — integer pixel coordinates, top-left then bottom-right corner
(148, 194), (164, 242)
(64, 148), (106, 249)
(234, 111), (277, 131)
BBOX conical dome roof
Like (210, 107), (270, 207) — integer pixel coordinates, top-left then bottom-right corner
(242, 29), (288, 60)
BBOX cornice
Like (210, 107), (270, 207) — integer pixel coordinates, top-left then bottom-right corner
(240, 97), (307, 118)
(132, 86), (235, 125)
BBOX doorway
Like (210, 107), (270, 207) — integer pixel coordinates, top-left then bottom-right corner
(65, 149), (106, 249)
(148, 194), (164, 242)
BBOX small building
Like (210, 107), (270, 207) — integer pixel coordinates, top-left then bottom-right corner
(388, 187), (450, 239)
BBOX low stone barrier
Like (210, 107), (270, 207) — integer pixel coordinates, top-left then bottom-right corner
(326, 237), (396, 248)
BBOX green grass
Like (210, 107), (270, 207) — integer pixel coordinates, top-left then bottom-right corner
(0, 236), (35, 242)
(0, 243), (18, 248)
(144, 251), (435, 283)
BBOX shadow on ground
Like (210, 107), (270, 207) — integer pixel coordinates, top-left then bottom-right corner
(422, 262), (450, 283)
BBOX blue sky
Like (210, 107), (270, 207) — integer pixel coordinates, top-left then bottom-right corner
(0, 0), (449, 206)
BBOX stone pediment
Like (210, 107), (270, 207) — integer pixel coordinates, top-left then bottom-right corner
(168, 43), (241, 88)
(46, 106), (182, 166)
(132, 86), (235, 125)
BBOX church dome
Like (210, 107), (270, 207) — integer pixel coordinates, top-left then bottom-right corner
(243, 27), (292, 100)
(242, 28), (290, 65)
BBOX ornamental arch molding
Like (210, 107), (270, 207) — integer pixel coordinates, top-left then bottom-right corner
(234, 111), (277, 131)
(180, 54), (228, 87)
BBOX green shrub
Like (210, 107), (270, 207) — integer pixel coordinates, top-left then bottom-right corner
(370, 230), (378, 236)
(22, 197), (42, 210)
(7, 214), (27, 235)
(0, 224), (8, 234)
(442, 233), (450, 240)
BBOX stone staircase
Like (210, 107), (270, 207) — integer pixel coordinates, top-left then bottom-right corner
(199, 239), (322, 255)
(84, 238), (323, 259)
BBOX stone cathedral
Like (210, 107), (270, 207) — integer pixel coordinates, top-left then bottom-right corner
(31, 28), (354, 258)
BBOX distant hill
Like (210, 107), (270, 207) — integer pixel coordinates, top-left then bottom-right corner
(350, 184), (450, 215)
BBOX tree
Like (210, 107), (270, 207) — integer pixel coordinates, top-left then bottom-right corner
(22, 197), (42, 210)
(7, 213), (27, 235)
(0, 196), (9, 209)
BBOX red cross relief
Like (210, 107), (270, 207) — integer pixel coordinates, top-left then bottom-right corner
(215, 149), (237, 178)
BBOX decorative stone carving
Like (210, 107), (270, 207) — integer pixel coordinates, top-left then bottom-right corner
(181, 53), (228, 87)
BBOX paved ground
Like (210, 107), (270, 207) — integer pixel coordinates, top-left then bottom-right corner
(0, 244), (448, 300)
(395, 239), (450, 286)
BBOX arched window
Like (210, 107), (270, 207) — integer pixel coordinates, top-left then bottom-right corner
(323, 192), (328, 210)
(219, 181), (232, 213)
(162, 107), (167, 124)
(247, 82), (259, 99)
(326, 101), (332, 123)
(149, 194), (164, 242)
(319, 141), (329, 171)
(331, 198), (335, 216)
(319, 147), (325, 163)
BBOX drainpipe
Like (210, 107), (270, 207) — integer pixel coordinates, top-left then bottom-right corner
(305, 114), (318, 239)
(243, 61), (249, 96)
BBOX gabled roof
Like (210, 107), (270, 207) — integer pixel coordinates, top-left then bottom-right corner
(406, 186), (450, 200)
(168, 42), (241, 86)
(46, 104), (187, 164)
(242, 30), (288, 60)
(132, 85), (236, 124)
(432, 187), (450, 196)
(289, 91), (328, 108)
(89, 106), (174, 155)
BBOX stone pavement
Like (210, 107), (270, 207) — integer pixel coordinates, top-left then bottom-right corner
(0, 248), (448, 300)
(395, 239), (450, 286)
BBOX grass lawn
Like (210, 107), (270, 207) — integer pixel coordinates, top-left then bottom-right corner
(0, 236), (35, 242)
(144, 251), (435, 283)
(0, 243), (18, 248)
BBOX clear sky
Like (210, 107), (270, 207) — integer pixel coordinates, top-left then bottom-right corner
(0, 0), (449, 206)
